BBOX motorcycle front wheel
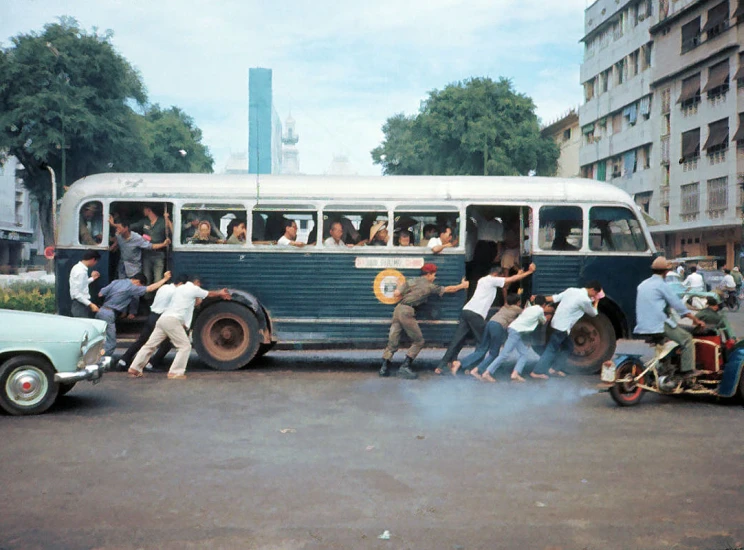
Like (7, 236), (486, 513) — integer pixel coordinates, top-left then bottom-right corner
(609, 358), (646, 407)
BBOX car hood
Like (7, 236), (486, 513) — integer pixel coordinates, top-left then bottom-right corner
(0, 309), (107, 342)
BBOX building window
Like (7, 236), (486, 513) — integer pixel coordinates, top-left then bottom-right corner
(629, 50), (640, 77)
(634, 192), (652, 213)
(703, 1), (730, 39)
(681, 128), (701, 163)
(681, 183), (700, 216)
(703, 118), (729, 163)
(641, 42), (653, 71)
(737, 53), (744, 88)
(611, 156), (623, 179)
(681, 17), (701, 53)
(661, 87), (671, 114)
(707, 176), (729, 214)
(732, 112), (744, 146)
(601, 68), (611, 92)
(678, 73), (701, 113)
(641, 144), (652, 169)
(612, 112), (623, 134)
(584, 78), (596, 102)
(616, 59), (626, 85)
(703, 59), (730, 102)
(563, 128), (571, 142)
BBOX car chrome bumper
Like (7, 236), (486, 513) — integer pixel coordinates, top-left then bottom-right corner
(55, 356), (112, 384)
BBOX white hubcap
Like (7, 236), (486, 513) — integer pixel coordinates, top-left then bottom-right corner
(6, 366), (49, 407)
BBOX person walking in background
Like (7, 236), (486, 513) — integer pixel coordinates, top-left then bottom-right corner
(69, 250), (101, 318)
(127, 277), (231, 380)
(96, 271), (172, 358)
(530, 280), (603, 378)
(436, 263), (536, 376)
(381, 264), (468, 380)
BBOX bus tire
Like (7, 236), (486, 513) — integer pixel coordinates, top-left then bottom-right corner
(565, 313), (616, 375)
(193, 302), (261, 371)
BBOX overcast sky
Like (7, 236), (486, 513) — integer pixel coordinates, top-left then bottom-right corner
(2, 0), (587, 175)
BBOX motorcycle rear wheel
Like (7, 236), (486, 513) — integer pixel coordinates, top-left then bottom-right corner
(609, 358), (646, 407)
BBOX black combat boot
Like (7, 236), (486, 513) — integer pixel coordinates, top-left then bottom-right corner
(397, 356), (418, 379)
(379, 359), (391, 377)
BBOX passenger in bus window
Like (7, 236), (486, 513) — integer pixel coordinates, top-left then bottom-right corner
(324, 221), (351, 248)
(397, 230), (412, 247)
(552, 221), (580, 251)
(421, 224), (438, 248)
(189, 221), (223, 244)
(182, 213), (201, 242)
(277, 219), (305, 247)
(369, 221), (389, 246)
(225, 219), (247, 245)
(428, 225), (455, 254)
(79, 202), (103, 245)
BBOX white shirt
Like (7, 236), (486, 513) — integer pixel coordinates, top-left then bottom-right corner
(462, 275), (506, 318)
(324, 236), (346, 248)
(69, 261), (94, 306)
(472, 211), (504, 242)
(676, 265), (684, 276)
(427, 237), (443, 250)
(161, 282), (209, 327)
(150, 284), (177, 315)
(509, 305), (547, 333)
(682, 272), (704, 292)
(550, 287), (598, 332)
(277, 235), (292, 246)
(721, 274), (736, 290)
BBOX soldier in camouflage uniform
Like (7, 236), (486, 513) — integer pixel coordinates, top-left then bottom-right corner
(381, 263), (469, 379)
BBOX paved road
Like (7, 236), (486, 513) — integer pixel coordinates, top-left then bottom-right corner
(1, 311), (743, 550)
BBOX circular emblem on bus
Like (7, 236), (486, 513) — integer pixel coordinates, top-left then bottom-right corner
(373, 269), (406, 304)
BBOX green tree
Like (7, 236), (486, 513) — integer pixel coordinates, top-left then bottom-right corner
(0, 18), (214, 247)
(139, 105), (214, 173)
(371, 77), (559, 177)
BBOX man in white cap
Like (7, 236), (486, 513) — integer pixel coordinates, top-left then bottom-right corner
(634, 256), (705, 379)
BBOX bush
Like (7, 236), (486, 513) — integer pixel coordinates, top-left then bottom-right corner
(0, 282), (56, 313)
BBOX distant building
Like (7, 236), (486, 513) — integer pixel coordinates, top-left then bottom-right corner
(540, 109), (580, 178)
(0, 156), (38, 269)
(324, 154), (358, 176)
(224, 152), (248, 174)
(248, 68), (283, 175)
(579, 0), (744, 265)
(281, 114), (300, 175)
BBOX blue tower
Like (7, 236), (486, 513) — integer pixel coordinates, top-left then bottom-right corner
(249, 68), (273, 174)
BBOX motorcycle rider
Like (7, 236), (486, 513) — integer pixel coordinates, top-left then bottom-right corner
(718, 268), (737, 305)
(634, 256), (706, 381)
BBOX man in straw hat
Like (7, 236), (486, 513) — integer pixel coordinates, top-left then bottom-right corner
(634, 256), (705, 380)
(381, 263), (468, 379)
(369, 221), (389, 246)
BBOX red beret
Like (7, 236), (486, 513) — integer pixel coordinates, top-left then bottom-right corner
(421, 263), (438, 274)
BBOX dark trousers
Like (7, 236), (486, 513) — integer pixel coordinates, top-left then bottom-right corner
(460, 321), (507, 373)
(437, 310), (486, 368)
(533, 329), (573, 374)
(71, 301), (91, 318)
(119, 312), (173, 367)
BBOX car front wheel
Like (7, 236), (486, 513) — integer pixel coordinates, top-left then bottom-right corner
(0, 355), (59, 416)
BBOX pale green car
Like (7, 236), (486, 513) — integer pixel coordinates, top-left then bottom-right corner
(0, 309), (111, 415)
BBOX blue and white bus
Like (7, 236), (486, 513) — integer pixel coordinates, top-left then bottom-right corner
(55, 174), (656, 373)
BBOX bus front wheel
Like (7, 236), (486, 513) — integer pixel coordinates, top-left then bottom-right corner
(193, 303), (261, 371)
(565, 313), (616, 375)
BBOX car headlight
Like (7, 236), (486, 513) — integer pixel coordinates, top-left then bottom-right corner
(80, 331), (89, 355)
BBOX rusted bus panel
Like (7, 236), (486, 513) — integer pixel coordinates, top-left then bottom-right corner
(172, 251), (466, 343)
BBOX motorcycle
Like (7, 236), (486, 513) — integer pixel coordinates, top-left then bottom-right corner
(600, 326), (744, 406)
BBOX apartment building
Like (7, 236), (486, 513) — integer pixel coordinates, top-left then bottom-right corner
(649, 0), (743, 263)
(540, 109), (581, 178)
(579, 0), (744, 266)
(579, 0), (657, 213)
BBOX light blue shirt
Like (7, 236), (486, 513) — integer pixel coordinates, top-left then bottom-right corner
(99, 279), (147, 313)
(634, 274), (690, 334)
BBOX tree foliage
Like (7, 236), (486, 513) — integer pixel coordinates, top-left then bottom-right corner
(0, 18), (213, 246)
(371, 77), (559, 177)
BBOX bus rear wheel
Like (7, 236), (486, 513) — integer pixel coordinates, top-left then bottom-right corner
(565, 313), (616, 375)
(193, 303), (261, 371)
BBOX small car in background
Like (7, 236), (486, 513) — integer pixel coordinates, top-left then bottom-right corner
(0, 309), (111, 415)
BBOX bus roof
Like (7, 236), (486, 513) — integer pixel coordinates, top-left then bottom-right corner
(61, 173), (635, 206)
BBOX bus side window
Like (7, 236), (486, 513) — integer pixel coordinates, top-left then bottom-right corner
(392, 210), (459, 247)
(539, 206), (583, 251)
(322, 210), (388, 246)
(589, 207), (647, 252)
(181, 204), (246, 244)
(253, 208), (317, 246)
(78, 201), (103, 246)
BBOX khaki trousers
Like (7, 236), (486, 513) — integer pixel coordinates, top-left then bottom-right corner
(663, 323), (694, 373)
(130, 315), (192, 376)
(383, 304), (425, 360)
